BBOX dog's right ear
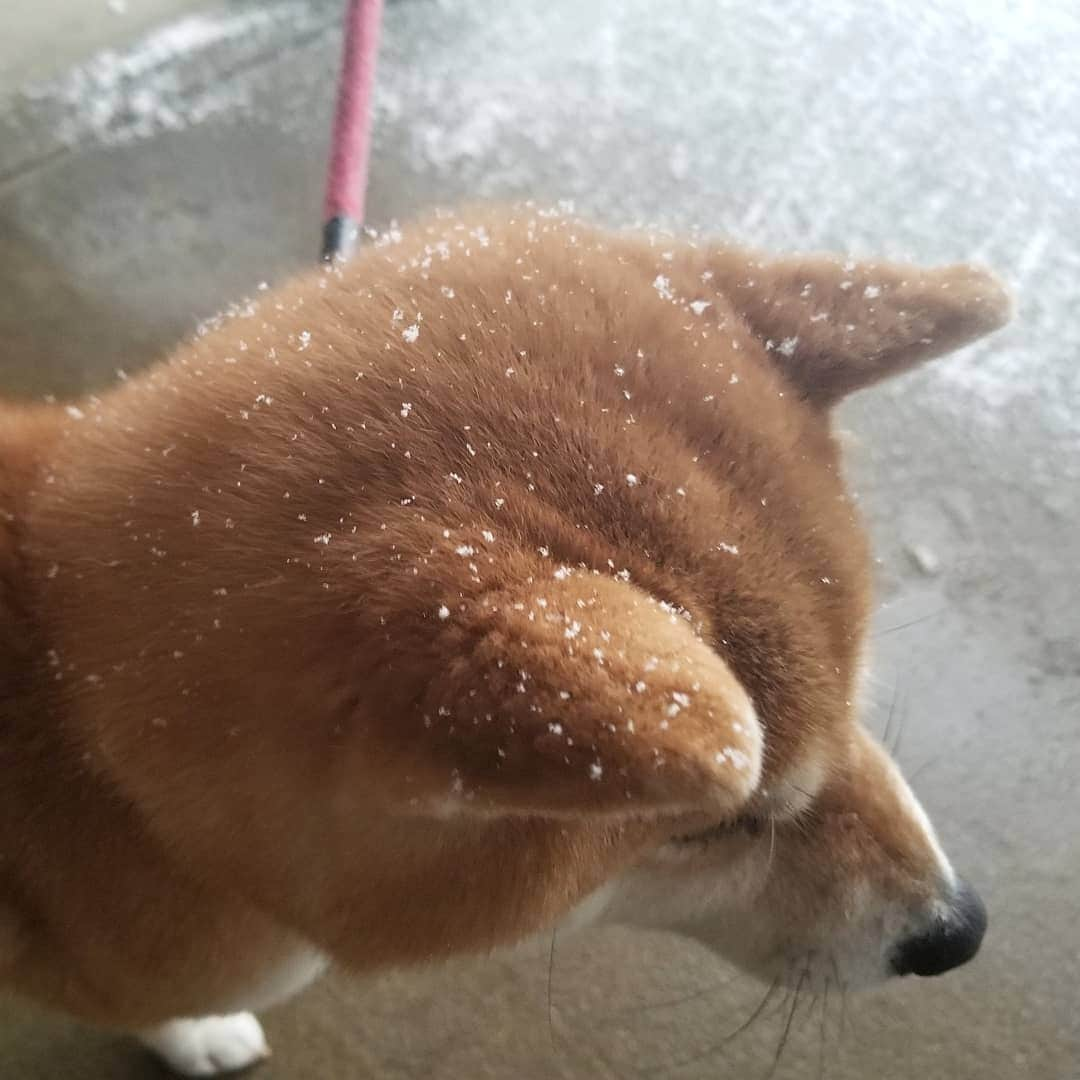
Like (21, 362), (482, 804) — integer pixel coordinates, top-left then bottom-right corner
(702, 248), (1012, 405)
(354, 568), (764, 822)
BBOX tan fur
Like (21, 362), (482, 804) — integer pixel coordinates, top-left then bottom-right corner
(0, 210), (1008, 1036)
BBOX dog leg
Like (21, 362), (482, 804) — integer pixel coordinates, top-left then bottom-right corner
(139, 1012), (269, 1077)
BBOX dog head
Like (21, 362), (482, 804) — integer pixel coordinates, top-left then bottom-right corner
(27, 212), (1007, 990)
(549, 234), (1005, 991)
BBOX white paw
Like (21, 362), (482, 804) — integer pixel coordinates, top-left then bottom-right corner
(140, 1012), (270, 1076)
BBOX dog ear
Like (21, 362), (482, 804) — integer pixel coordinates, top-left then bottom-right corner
(356, 570), (763, 821)
(705, 248), (1012, 405)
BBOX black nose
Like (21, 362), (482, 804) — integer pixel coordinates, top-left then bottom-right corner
(891, 879), (988, 977)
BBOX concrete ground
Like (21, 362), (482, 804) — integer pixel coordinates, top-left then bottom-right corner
(1, 1), (1077, 1077)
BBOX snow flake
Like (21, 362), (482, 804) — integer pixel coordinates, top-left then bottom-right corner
(715, 747), (751, 771)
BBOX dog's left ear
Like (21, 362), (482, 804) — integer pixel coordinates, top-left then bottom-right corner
(705, 249), (1012, 405)
(354, 571), (764, 822)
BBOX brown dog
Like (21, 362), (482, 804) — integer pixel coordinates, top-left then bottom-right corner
(0, 209), (1009, 1075)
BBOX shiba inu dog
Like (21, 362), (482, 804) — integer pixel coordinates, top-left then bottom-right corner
(0, 209), (1008, 1075)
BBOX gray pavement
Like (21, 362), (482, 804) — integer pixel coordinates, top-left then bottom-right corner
(1, 1), (1077, 1077)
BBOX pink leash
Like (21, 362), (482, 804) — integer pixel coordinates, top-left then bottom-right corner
(321, 0), (384, 262)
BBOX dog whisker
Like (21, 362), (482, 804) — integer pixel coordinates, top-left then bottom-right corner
(907, 754), (941, 785)
(818, 975), (830, 1080)
(881, 682), (898, 751)
(881, 681), (900, 751)
(591, 971), (738, 1025)
(765, 964), (808, 1079)
(638, 973), (782, 1076)
(890, 689), (910, 760)
(546, 928), (558, 1055)
(872, 608), (949, 637)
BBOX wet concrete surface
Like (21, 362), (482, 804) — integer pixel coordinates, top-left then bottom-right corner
(1, 1), (1078, 1077)
(0, 0), (206, 87)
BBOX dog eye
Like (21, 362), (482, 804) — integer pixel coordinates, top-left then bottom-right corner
(735, 815), (765, 837)
(673, 815), (765, 844)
